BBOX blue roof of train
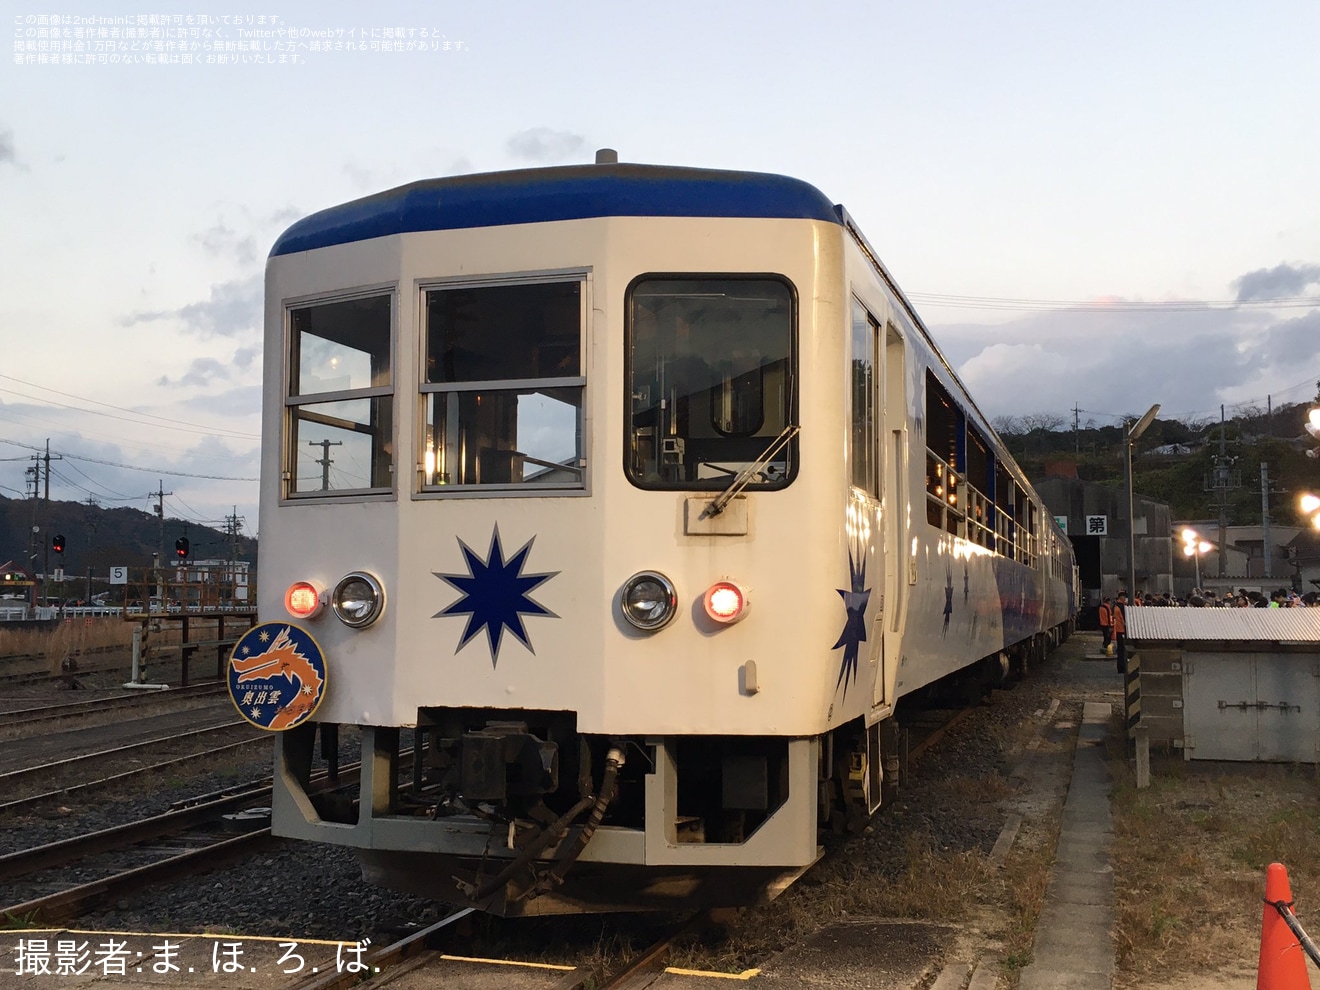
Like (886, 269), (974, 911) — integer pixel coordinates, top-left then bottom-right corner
(269, 164), (842, 256)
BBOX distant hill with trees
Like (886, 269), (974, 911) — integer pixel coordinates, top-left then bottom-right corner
(0, 495), (256, 600)
(995, 398), (1320, 526)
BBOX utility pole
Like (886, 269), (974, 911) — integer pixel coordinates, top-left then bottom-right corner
(1260, 463), (1273, 579)
(1206, 406), (1241, 580)
(308, 439), (342, 491)
(33, 439), (62, 605)
(150, 481), (174, 563)
(223, 508), (246, 608)
(224, 508), (246, 563)
(85, 495), (100, 604)
(25, 465), (39, 585)
(150, 481), (173, 606)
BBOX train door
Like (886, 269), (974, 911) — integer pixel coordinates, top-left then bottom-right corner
(848, 300), (884, 709)
(876, 321), (906, 710)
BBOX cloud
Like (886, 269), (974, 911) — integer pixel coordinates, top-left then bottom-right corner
(122, 273), (261, 339)
(506, 128), (588, 164)
(0, 127), (15, 167)
(940, 299), (1318, 424)
(195, 222), (258, 266)
(1234, 263), (1320, 302)
(158, 357), (232, 389)
(157, 343), (264, 389)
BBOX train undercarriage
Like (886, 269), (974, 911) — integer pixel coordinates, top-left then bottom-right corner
(273, 629), (1067, 915)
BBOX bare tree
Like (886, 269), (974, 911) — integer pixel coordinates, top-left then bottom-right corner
(1021, 412), (1067, 433)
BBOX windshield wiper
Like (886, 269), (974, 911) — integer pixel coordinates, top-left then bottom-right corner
(704, 424), (799, 517)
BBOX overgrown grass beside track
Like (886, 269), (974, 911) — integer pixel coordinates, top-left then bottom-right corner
(0, 620), (137, 668)
(1111, 737), (1320, 987)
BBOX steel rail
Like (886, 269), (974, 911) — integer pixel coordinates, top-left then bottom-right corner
(0, 786), (276, 881)
(0, 828), (279, 926)
(0, 719), (256, 788)
(0, 737), (270, 815)
(0, 763), (362, 879)
(0, 682), (226, 727)
(283, 908), (479, 990)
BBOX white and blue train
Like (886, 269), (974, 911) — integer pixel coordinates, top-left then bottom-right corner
(254, 151), (1077, 916)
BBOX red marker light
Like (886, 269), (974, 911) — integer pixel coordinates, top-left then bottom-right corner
(704, 581), (748, 624)
(285, 581), (324, 619)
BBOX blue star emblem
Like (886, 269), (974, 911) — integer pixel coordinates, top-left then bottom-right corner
(832, 550), (871, 698)
(434, 526), (558, 666)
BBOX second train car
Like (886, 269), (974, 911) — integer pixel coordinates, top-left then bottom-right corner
(252, 151), (1077, 915)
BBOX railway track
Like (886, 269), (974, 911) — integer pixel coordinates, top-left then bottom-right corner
(259, 705), (985, 989)
(0, 766), (360, 926)
(0, 681), (227, 729)
(0, 719), (259, 789)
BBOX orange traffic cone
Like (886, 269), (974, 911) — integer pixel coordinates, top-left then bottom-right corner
(1259, 862), (1313, 989)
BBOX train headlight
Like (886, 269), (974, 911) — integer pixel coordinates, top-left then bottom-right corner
(703, 580), (749, 624)
(620, 571), (678, 631)
(332, 571), (385, 628)
(284, 581), (324, 619)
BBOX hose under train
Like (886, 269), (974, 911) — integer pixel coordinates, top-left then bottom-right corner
(468, 744), (626, 904)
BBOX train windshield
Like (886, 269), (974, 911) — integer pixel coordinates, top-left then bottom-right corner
(626, 276), (796, 489)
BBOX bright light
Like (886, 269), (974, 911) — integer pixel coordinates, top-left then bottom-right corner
(1307, 407), (1320, 438)
(285, 581), (323, 619)
(1181, 528), (1198, 544)
(1301, 494), (1320, 515)
(703, 581), (748, 624)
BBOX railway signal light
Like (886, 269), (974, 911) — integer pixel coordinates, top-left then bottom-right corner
(52, 534), (65, 554)
(175, 537), (190, 559)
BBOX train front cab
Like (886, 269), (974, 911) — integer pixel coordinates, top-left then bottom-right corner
(265, 208), (865, 916)
(262, 168), (1076, 916)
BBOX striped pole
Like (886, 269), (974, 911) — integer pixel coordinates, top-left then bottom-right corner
(1125, 651), (1141, 738)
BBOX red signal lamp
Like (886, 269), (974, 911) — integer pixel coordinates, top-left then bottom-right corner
(703, 580), (749, 625)
(285, 581), (325, 619)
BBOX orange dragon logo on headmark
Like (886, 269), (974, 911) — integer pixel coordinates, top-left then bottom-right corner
(228, 623), (327, 731)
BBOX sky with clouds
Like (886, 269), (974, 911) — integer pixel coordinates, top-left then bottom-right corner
(2, 0), (1318, 537)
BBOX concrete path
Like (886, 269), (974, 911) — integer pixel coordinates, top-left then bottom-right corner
(1018, 699), (1115, 990)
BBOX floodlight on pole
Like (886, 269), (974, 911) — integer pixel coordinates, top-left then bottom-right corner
(1305, 407), (1320, 459)
(1180, 527), (1213, 590)
(1125, 404), (1161, 600)
(1302, 493), (1320, 531)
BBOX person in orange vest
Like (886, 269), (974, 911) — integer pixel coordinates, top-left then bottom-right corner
(1098, 597), (1113, 655)
(1113, 592), (1128, 674)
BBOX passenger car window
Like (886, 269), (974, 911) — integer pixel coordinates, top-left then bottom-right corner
(421, 277), (586, 490)
(286, 293), (393, 496)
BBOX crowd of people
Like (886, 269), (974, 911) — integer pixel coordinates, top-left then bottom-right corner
(1123, 588), (1320, 608)
(1096, 587), (1319, 675)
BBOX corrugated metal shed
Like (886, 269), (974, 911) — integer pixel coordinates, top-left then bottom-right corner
(1128, 607), (1320, 643)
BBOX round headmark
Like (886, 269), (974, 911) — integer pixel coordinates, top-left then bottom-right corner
(227, 622), (327, 731)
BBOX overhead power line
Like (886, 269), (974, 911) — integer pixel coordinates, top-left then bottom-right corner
(0, 437), (256, 482)
(907, 292), (1320, 313)
(0, 373), (259, 441)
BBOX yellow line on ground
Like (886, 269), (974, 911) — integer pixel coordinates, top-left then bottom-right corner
(663, 967), (762, 980)
(438, 954), (577, 971)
